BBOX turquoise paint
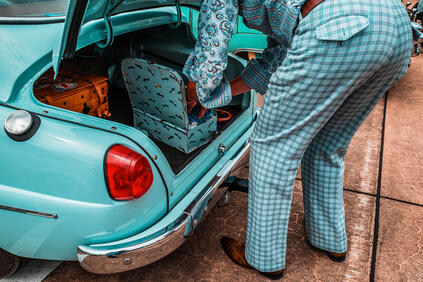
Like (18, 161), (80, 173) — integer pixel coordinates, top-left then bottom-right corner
(85, 123), (254, 251)
(0, 105), (168, 260)
(6, 10), (255, 210)
(230, 33), (268, 53)
(53, 0), (204, 72)
(54, 3), (182, 74)
(0, 23), (64, 102)
(180, 7), (268, 53)
(0, 6), (256, 262)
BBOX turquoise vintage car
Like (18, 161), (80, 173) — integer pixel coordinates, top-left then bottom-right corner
(0, 0), (258, 277)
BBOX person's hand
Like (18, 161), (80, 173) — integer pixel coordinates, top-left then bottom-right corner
(187, 100), (208, 119)
(186, 81), (207, 119)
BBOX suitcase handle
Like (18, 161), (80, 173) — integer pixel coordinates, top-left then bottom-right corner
(85, 79), (111, 118)
(214, 109), (232, 122)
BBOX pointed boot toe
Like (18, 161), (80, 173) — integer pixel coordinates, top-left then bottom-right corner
(221, 237), (284, 279)
(306, 239), (346, 262)
(221, 236), (252, 269)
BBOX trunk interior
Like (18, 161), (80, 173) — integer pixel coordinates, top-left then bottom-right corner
(34, 23), (250, 174)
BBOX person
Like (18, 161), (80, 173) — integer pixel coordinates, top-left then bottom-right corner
(183, 0), (412, 279)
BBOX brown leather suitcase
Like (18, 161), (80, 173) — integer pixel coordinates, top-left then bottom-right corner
(34, 70), (111, 118)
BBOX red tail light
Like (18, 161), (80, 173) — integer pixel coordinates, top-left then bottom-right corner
(105, 145), (154, 200)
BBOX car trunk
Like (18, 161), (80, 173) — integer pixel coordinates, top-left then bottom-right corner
(33, 22), (251, 174)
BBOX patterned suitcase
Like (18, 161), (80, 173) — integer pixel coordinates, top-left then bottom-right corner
(33, 70), (111, 119)
(121, 58), (217, 153)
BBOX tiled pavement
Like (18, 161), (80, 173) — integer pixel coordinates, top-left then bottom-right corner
(3, 57), (422, 282)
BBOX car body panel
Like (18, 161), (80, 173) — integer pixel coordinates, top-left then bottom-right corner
(4, 7), (180, 105)
(3, 8), (255, 208)
(81, 125), (253, 248)
(77, 125), (253, 274)
(0, 22), (64, 103)
(0, 4), (257, 266)
(0, 104), (168, 260)
(230, 33), (268, 54)
(53, 0), (203, 73)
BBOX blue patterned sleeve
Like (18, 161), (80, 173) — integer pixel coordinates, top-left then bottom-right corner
(183, 0), (238, 109)
(240, 37), (288, 94)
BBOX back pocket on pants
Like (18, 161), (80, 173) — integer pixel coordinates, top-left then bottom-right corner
(316, 15), (369, 41)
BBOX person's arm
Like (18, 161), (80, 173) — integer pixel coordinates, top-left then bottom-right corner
(230, 75), (251, 96)
(185, 76), (250, 118)
(182, 0), (239, 109)
(186, 75), (251, 99)
(186, 37), (287, 103)
(240, 37), (288, 95)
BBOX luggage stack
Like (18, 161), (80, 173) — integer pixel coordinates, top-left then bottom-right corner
(33, 70), (111, 119)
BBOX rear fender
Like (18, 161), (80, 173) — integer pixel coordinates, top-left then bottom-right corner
(0, 104), (168, 260)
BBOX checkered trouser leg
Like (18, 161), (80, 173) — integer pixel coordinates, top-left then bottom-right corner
(245, 0), (411, 272)
(301, 65), (405, 254)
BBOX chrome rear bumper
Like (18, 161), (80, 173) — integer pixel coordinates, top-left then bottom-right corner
(77, 140), (250, 274)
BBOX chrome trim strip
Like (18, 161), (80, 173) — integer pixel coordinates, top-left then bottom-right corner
(77, 214), (190, 274)
(0, 204), (58, 219)
(0, 16), (65, 24)
(77, 140), (251, 274)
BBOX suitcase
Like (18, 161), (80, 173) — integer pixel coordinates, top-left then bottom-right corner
(121, 58), (217, 153)
(34, 70), (111, 119)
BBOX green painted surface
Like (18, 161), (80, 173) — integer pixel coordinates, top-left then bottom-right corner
(181, 7), (267, 53)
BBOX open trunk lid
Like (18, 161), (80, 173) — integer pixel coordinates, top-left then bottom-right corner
(53, 0), (200, 76)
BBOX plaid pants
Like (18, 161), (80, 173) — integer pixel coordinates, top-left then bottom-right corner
(245, 0), (412, 272)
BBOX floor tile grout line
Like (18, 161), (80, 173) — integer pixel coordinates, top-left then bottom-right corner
(344, 188), (423, 208)
(369, 93), (387, 282)
(298, 167), (423, 209)
(379, 195), (423, 208)
(343, 188), (377, 197)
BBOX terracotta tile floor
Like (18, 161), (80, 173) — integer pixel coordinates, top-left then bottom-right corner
(19, 56), (423, 281)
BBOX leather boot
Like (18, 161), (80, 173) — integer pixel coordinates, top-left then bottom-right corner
(326, 250), (347, 262)
(303, 219), (347, 262)
(221, 236), (284, 280)
(306, 239), (346, 262)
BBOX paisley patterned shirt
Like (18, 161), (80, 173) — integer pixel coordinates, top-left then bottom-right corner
(183, 0), (307, 108)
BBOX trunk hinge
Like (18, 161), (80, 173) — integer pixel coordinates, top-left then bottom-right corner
(96, 0), (123, 48)
(169, 0), (182, 29)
